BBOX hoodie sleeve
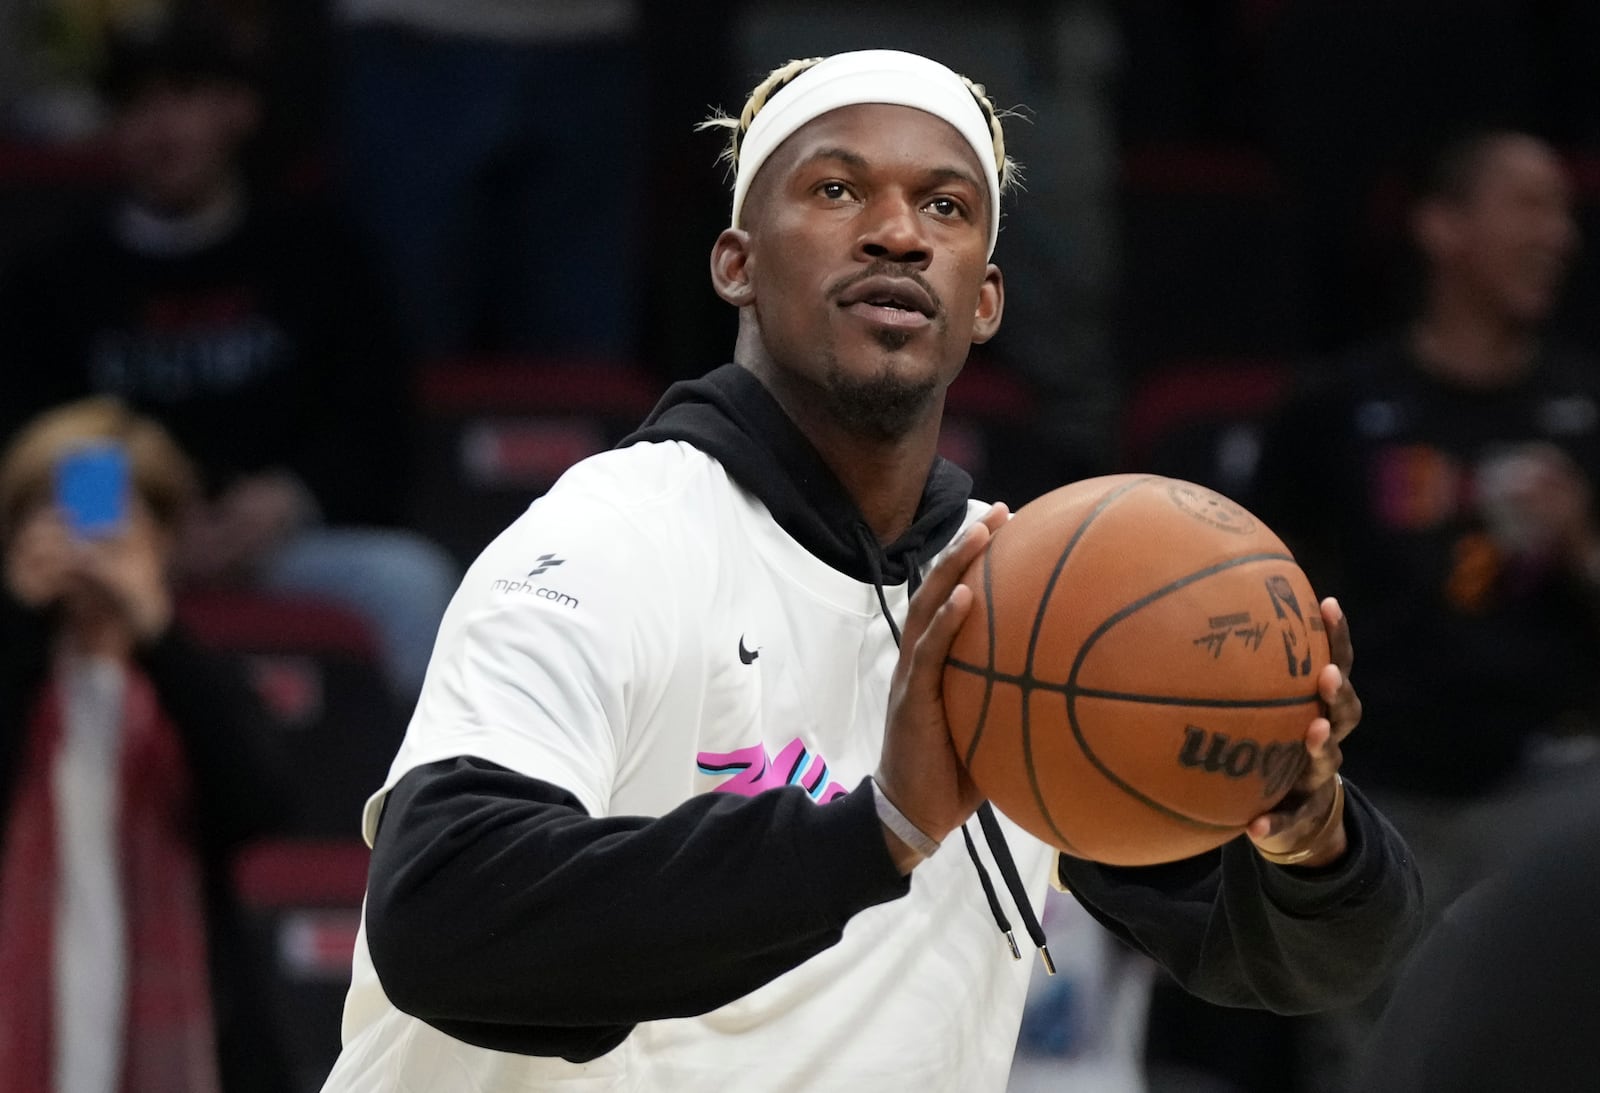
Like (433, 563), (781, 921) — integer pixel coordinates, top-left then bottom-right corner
(1056, 780), (1423, 1013)
(363, 757), (909, 1061)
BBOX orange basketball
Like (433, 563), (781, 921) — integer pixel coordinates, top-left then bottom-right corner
(943, 474), (1329, 866)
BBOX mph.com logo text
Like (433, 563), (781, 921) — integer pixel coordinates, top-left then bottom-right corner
(492, 553), (578, 608)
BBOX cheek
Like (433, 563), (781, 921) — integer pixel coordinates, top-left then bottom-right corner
(940, 265), (990, 328)
(752, 273), (826, 354)
(754, 249), (832, 328)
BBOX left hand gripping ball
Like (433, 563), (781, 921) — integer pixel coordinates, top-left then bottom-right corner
(942, 475), (1329, 865)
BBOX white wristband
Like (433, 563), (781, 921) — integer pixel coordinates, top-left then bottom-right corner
(870, 778), (941, 860)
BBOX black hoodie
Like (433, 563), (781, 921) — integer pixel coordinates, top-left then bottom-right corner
(363, 365), (1424, 1063)
(625, 364), (973, 586)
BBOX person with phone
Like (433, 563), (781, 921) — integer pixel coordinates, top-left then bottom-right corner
(0, 397), (290, 1093)
(0, 12), (458, 702)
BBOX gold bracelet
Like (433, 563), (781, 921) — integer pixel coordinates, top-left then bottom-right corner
(1256, 774), (1345, 867)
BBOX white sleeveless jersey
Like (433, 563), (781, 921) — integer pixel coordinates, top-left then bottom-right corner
(321, 439), (1056, 1093)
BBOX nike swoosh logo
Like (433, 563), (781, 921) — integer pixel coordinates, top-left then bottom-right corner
(739, 636), (760, 665)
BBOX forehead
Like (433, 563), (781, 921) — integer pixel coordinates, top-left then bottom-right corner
(1471, 137), (1569, 196)
(755, 102), (987, 191)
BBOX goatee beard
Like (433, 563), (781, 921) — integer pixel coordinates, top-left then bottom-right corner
(819, 356), (940, 442)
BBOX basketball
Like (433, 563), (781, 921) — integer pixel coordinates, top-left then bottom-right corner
(942, 475), (1329, 866)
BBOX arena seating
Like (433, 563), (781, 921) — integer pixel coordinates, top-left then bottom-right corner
(1119, 356), (1294, 500)
(411, 357), (663, 565)
(178, 589), (396, 1090)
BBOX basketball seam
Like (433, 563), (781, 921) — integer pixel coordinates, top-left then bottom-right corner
(946, 657), (1320, 709)
(1021, 476), (1155, 851)
(960, 545), (1000, 770)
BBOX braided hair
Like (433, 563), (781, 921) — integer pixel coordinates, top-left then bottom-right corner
(700, 57), (1022, 196)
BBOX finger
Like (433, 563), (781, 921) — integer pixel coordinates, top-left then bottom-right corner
(902, 505), (1006, 647)
(1304, 717), (1332, 758)
(1321, 597), (1352, 675)
(1249, 797), (1311, 841)
(1254, 720), (1341, 837)
(1291, 750), (1341, 807)
(977, 501), (1010, 535)
(902, 522), (987, 642)
(908, 584), (975, 701)
(1319, 664), (1363, 745)
(1250, 767), (1338, 841)
(1317, 662), (1343, 705)
(1249, 802), (1313, 842)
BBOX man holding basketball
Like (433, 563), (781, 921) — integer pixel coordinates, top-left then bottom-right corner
(321, 50), (1420, 1092)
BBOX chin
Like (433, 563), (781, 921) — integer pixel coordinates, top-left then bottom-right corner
(821, 354), (942, 441)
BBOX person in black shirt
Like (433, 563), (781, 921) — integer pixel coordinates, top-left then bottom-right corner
(1251, 128), (1600, 1090)
(0, 14), (457, 699)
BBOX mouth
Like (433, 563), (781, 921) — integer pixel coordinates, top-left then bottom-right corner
(837, 276), (937, 330)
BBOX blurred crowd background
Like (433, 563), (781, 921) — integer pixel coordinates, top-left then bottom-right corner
(3, 2), (1599, 1092)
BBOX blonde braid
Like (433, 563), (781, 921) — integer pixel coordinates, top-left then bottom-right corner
(958, 77), (1021, 195)
(699, 56), (1023, 195)
(697, 57), (824, 173)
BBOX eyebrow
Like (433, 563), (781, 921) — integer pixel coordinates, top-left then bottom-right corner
(798, 146), (871, 172)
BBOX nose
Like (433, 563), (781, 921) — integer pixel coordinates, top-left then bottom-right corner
(856, 193), (931, 268)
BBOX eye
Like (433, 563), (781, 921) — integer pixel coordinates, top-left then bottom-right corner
(925, 195), (967, 219)
(816, 180), (854, 201)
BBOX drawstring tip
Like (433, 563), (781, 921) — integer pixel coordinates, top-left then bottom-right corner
(1003, 930), (1021, 960)
(1038, 945), (1057, 976)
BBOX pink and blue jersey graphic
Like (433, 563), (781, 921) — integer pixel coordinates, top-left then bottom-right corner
(697, 738), (850, 803)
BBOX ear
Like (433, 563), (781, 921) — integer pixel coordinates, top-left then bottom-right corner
(969, 263), (1005, 344)
(710, 228), (755, 308)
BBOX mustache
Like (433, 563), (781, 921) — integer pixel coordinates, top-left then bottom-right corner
(825, 262), (944, 317)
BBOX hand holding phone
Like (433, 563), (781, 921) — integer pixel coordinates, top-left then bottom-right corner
(54, 443), (130, 539)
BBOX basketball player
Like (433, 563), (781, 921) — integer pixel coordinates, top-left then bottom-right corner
(320, 50), (1421, 1092)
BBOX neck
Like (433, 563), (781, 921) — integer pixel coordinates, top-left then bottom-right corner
(799, 409), (942, 546)
(1411, 288), (1538, 388)
(737, 352), (943, 545)
(56, 610), (135, 662)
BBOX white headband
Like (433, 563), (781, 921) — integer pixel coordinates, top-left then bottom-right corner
(730, 50), (1002, 257)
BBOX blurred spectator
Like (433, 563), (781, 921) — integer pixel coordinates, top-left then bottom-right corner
(0, 0), (176, 140)
(334, 0), (642, 358)
(0, 396), (288, 1093)
(1261, 0), (1548, 348)
(1249, 129), (1600, 1090)
(1352, 778), (1600, 1093)
(0, 12), (458, 700)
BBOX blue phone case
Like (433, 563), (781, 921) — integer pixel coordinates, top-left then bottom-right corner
(55, 444), (130, 538)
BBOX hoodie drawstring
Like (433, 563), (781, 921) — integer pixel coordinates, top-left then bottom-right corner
(854, 524), (1055, 975)
(978, 803), (1056, 973)
(960, 825), (1020, 960)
